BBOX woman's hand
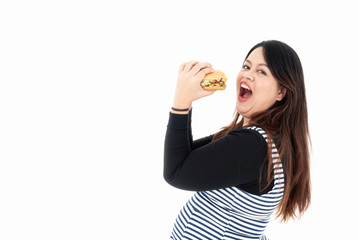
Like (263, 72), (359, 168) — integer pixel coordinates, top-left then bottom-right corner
(172, 61), (215, 113)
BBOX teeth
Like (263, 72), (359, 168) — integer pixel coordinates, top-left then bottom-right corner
(241, 83), (250, 90)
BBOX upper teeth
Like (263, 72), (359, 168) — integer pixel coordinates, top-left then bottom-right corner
(241, 83), (250, 90)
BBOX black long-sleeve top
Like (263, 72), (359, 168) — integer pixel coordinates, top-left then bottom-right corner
(164, 109), (274, 195)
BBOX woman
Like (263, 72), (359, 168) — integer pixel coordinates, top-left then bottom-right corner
(164, 40), (311, 239)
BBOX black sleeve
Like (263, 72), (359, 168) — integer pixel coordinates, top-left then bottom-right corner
(191, 135), (214, 150)
(163, 110), (268, 192)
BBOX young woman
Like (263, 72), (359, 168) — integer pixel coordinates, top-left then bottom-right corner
(164, 40), (311, 240)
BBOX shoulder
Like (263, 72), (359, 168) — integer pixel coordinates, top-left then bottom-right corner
(228, 126), (268, 147)
(242, 126), (268, 142)
(211, 126), (268, 158)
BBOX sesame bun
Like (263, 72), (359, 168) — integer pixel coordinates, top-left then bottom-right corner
(203, 70), (227, 82)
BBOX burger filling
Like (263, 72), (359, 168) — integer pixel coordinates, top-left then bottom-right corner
(201, 78), (226, 87)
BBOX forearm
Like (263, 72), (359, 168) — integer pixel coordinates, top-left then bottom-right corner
(163, 111), (192, 182)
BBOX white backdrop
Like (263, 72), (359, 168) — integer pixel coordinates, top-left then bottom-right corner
(1, 0), (358, 239)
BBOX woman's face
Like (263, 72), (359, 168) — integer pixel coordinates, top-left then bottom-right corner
(236, 46), (285, 123)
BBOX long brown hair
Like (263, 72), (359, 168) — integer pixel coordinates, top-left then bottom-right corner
(213, 40), (311, 221)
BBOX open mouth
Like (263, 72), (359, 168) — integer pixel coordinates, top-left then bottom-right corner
(238, 82), (252, 102)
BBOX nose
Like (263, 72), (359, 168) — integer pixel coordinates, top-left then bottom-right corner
(242, 71), (254, 82)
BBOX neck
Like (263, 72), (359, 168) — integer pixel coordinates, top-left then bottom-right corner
(243, 117), (250, 127)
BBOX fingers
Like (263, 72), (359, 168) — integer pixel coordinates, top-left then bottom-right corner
(191, 62), (213, 76)
(179, 60), (198, 72)
(179, 61), (213, 74)
(195, 66), (214, 80)
(178, 61), (214, 88)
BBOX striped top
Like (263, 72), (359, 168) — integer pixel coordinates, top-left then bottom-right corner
(170, 126), (285, 240)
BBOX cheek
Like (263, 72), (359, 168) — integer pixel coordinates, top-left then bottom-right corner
(258, 85), (279, 104)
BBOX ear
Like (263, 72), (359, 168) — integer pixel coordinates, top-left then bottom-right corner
(276, 87), (287, 101)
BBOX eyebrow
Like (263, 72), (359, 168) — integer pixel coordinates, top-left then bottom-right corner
(245, 59), (269, 67)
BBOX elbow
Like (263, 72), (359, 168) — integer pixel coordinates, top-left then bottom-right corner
(163, 173), (194, 191)
(163, 172), (183, 189)
(163, 171), (175, 186)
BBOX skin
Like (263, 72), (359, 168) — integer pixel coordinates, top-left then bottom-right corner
(172, 47), (286, 120)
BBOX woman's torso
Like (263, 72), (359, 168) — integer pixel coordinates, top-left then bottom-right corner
(170, 127), (284, 240)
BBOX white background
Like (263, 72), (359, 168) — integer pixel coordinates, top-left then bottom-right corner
(1, 0), (358, 239)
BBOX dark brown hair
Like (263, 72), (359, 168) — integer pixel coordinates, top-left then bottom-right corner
(213, 40), (311, 221)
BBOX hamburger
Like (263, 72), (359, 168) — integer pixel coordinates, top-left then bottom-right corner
(200, 70), (227, 90)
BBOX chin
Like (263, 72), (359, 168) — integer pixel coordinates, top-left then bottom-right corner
(236, 101), (253, 118)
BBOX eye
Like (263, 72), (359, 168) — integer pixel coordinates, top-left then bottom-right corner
(258, 69), (267, 75)
(242, 64), (250, 70)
